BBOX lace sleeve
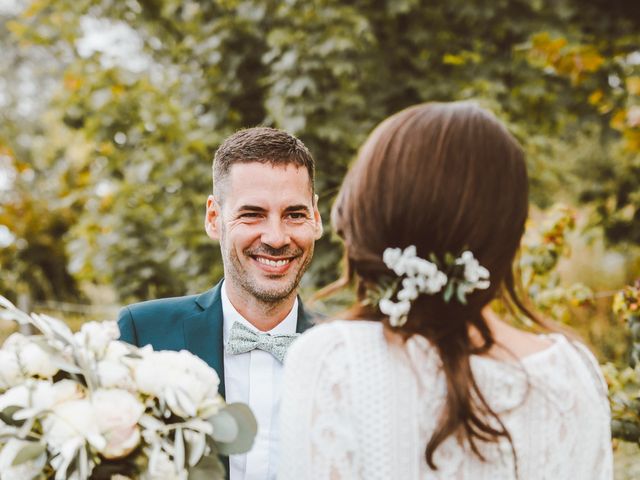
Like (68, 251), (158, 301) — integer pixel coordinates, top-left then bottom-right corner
(278, 324), (357, 480)
(570, 341), (614, 479)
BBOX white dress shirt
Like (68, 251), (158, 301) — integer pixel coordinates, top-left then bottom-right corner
(222, 281), (298, 480)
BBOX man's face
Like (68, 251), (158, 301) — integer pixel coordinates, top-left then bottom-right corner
(205, 162), (322, 303)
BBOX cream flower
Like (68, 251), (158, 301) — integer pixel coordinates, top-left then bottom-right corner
(74, 320), (120, 358)
(134, 349), (222, 418)
(97, 358), (135, 389)
(42, 398), (106, 453)
(3, 332), (58, 379)
(0, 349), (22, 389)
(92, 389), (145, 459)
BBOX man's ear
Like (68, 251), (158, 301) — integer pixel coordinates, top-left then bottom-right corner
(313, 194), (323, 240)
(205, 195), (221, 241)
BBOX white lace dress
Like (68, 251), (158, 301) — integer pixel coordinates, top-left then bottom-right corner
(278, 321), (613, 479)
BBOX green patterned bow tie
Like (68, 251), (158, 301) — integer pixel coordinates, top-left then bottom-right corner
(225, 321), (300, 363)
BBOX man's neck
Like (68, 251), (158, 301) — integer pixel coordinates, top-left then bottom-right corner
(224, 282), (297, 332)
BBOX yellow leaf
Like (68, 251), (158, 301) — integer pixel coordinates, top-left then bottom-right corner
(63, 72), (82, 92)
(623, 129), (640, 152)
(442, 54), (465, 66)
(5, 20), (27, 37)
(23, 0), (47, 18)
(626, 77), (640, 95)
(578, 49), (604, 72)
(610, 109), (627, 131)
(588, 89), (603, 105)
(111, 84), (126, 97)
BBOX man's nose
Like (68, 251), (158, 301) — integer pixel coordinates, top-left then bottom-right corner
(261, 218), (290, 249)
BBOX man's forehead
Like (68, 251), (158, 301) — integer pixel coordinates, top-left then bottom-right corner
(223, 161), (313, 207)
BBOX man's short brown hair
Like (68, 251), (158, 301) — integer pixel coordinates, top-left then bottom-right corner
(213, 127), (315, 200)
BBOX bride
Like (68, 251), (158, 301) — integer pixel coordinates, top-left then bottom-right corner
(278, 102), (613, 479)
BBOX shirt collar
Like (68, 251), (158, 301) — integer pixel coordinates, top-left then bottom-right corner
(221, 281), (298, 343)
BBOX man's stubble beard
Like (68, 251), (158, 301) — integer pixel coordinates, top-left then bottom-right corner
(220, 230), (314, 304)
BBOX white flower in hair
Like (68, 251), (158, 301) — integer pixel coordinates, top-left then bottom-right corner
(378, 246), (490, 326)
(455, 251), (490, 290)
(381, 246), (448, 326)
(379, 298), (411, 327)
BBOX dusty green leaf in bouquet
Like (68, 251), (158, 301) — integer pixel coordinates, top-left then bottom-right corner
(0, 406), (22, 426)
(211, 403), (257, 456)
(188, 453), (225, 480)
(11, 441), (46, 466)
(209, 409), (238, 443)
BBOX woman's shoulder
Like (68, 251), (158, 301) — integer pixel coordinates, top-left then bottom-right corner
(286, 320), (383, 362)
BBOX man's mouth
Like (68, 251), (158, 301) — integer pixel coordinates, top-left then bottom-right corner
(255, 256), (292, 268)
(250, 254), (298, 274)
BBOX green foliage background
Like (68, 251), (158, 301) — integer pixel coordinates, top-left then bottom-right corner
(1, 0), (639, 303)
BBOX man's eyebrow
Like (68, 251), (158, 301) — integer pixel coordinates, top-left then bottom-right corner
(236, 205), (267, 212)
(284, 205), (311, 213)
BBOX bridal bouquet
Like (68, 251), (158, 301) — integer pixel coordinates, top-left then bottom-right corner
(0, 296), (256, 480)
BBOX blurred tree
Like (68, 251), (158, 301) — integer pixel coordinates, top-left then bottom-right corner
(0, 6), (81, 304)
(4, 0), (639, 302)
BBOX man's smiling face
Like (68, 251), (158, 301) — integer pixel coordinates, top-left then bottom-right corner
(206, 162), (322, 304)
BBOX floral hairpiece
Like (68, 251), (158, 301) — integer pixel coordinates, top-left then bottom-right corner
(377, 245), (490, 327)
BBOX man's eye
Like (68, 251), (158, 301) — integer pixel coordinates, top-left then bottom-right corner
(240, 213), (261, 218)
(287, 212), (307, 220)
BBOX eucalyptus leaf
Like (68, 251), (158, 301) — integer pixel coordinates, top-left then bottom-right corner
(212, 403), (257, 456)
(11, 441), (46, 466)
(209, 409), (238, 443)
(0, 405), (22, 425)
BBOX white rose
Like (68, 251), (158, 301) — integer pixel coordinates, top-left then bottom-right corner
(20, 342), (59, 378)
(92, 389), (145, 459)
(0, 438), (46, 480)
(0, 384), (30, 414)
(104, 340), (131, 362)
(3, 333), (58, 379)
(51, 379), (86, 404)
(0, 349), (22, 389)
(2, 379), (85, 424)
(74, 321), (120, 358)
(134, 350), (222, 418)
(97, 359), (135, 389)
(42, 398), (106, 453)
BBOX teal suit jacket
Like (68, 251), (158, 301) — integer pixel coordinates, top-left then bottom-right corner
(117, 280), (315, 399)
(117, 280), (315, 479)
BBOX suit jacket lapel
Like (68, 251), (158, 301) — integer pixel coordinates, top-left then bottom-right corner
(183, 282), (314, 395)
(183, 280), (226, 398)
(296, 298), (315, 333)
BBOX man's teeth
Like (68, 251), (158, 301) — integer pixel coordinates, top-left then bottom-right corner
(257, 257), (290, 267)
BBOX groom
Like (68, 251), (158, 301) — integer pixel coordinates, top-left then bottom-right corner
(118, 127), (323, 480)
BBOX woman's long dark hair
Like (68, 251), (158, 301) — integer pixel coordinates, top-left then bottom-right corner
(328, 102), (549, 470)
